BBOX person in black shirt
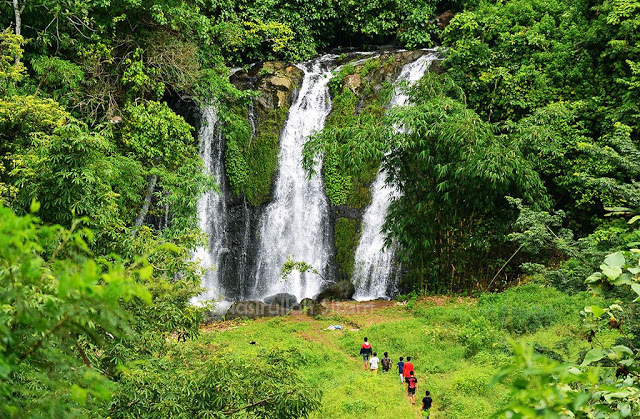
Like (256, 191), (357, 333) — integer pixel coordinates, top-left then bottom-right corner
(422, 390), (433, 418)
(406, 370), (418, 404)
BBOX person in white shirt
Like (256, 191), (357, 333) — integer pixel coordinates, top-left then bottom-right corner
(369, 352), (380, 374)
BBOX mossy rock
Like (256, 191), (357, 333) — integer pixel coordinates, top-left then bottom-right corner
(263, 293), (299, 309)
(228, 62), (303, 206)
(316, 280), (356, 302)
(335, 217), (360, 281)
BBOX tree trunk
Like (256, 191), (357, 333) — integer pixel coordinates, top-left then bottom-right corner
(131, 174), (158, 236)
(13, 0), (21, 36)
(12, 0), (22, 66)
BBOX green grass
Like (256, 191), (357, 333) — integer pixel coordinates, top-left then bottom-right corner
(196, 285), (602, 418)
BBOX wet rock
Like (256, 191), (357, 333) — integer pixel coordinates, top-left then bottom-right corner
(263, 293), (298, 309)
(299, 298), (315, 309)
(252, 62), (304, 112)
(435, 11), (454, 30)
(343, 74), (362, 94)
(309, 301), (329, 316)
(225, 300), (290, 320)
(429, 58), (445, 75)
(316, 280), (356, 302)
(299, 299), (328, 317)
(266, 75), (293, 91)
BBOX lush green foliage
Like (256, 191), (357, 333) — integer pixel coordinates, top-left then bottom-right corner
(307, 71), (544, 292)
(0, 205), (151, 416)
(112, 346), (321, 418)
(190, 283), (609, 418)
(4, 0), (640, 415)
(316, 57), (395, 208)
(438, 0), (640, 273)
(495, 249), (640, 418)
(245, 106), (290, 206)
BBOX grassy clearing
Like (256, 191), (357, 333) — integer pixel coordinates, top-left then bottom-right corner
(198, 284), (602, 418)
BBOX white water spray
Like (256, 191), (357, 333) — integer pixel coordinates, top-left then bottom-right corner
(192, 107), (229, 303)
(353, 52), (439, 300)
(252, 55), (337, 301)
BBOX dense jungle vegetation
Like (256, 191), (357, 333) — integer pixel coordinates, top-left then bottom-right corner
(1, 0), (640, 417)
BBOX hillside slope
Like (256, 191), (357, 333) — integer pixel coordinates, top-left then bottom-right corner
(198, 286), (604, 418)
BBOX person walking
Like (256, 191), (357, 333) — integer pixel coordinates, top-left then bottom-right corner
(359, 337), (373, 370)
(369, 352), (380, 374)
(397, 356), (405, 384)
(406, 371), (418, 404)
(403, 356), (414, 382)
(381, 352), (392, 373)
(422, 390), (433, 418)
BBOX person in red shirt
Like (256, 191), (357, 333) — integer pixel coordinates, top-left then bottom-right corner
(359, 337), (373, 370)
(406, 370), (418, 404)
(402, 356), (414, 382)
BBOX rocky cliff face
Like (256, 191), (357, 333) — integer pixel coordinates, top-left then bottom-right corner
(326, 49), (440, 284)
(190, 49), (441, 300)
(220, 62), (304, 298)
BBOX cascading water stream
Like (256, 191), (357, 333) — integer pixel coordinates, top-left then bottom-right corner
(353, 51), (439, 301)
(192, 107), (229, 303)
(252, 55), (337, 301)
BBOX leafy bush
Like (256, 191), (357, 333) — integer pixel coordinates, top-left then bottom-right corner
(458, 316), (499, 357)
(450, 365), (492, 396)
(0, 205), (152, 417)
(495, 249), (640, 417)
(112, 347), (321, 418)
(477, 283), (592, 334)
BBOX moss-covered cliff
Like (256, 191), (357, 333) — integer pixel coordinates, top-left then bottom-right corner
(324, 50), (433, 281)
(221, 50), (437, 287)
(228, 62), (303, 206)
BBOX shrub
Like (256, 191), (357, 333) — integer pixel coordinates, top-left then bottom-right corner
(476, 283), (591, 334)
(458, 316), (499, 357)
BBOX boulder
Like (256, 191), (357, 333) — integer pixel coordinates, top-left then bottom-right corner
(428, 58), (445, 75)
(308, 301), (329, 317)
(263, 293), (298, 309)
(234, 61), (303, 113)
(225, 300), (289, 320)
(267, 75), (293, 91)
(298, 299), (328, 317)
(343, 74), (362, 94)
(315, 280), (356, 302)
(299, 298), (315, 310)
(435, 11), (454, 30)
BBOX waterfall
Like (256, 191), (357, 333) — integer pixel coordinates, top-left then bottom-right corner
(252, 55), (337, 301)
(192, 106), (229, 303)
(353, 52), (439, 301)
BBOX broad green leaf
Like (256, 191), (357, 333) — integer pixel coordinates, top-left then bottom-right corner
(604, 252), (626, 268)
(581, 348), (606, 366)
(613, 273), (633, 286)
(30, 199), (40, 213)
(585, 272), (602, 283)
(601, 264), (622, 281)
(588, 305), (605, 318)
(572, 392), (590, 410)
(618, 402), (631, 417)
(611, 345), (633, 356)
(604, 390), (632, 403)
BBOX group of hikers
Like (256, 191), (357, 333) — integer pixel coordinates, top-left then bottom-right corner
(359, 337), (433, 418)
